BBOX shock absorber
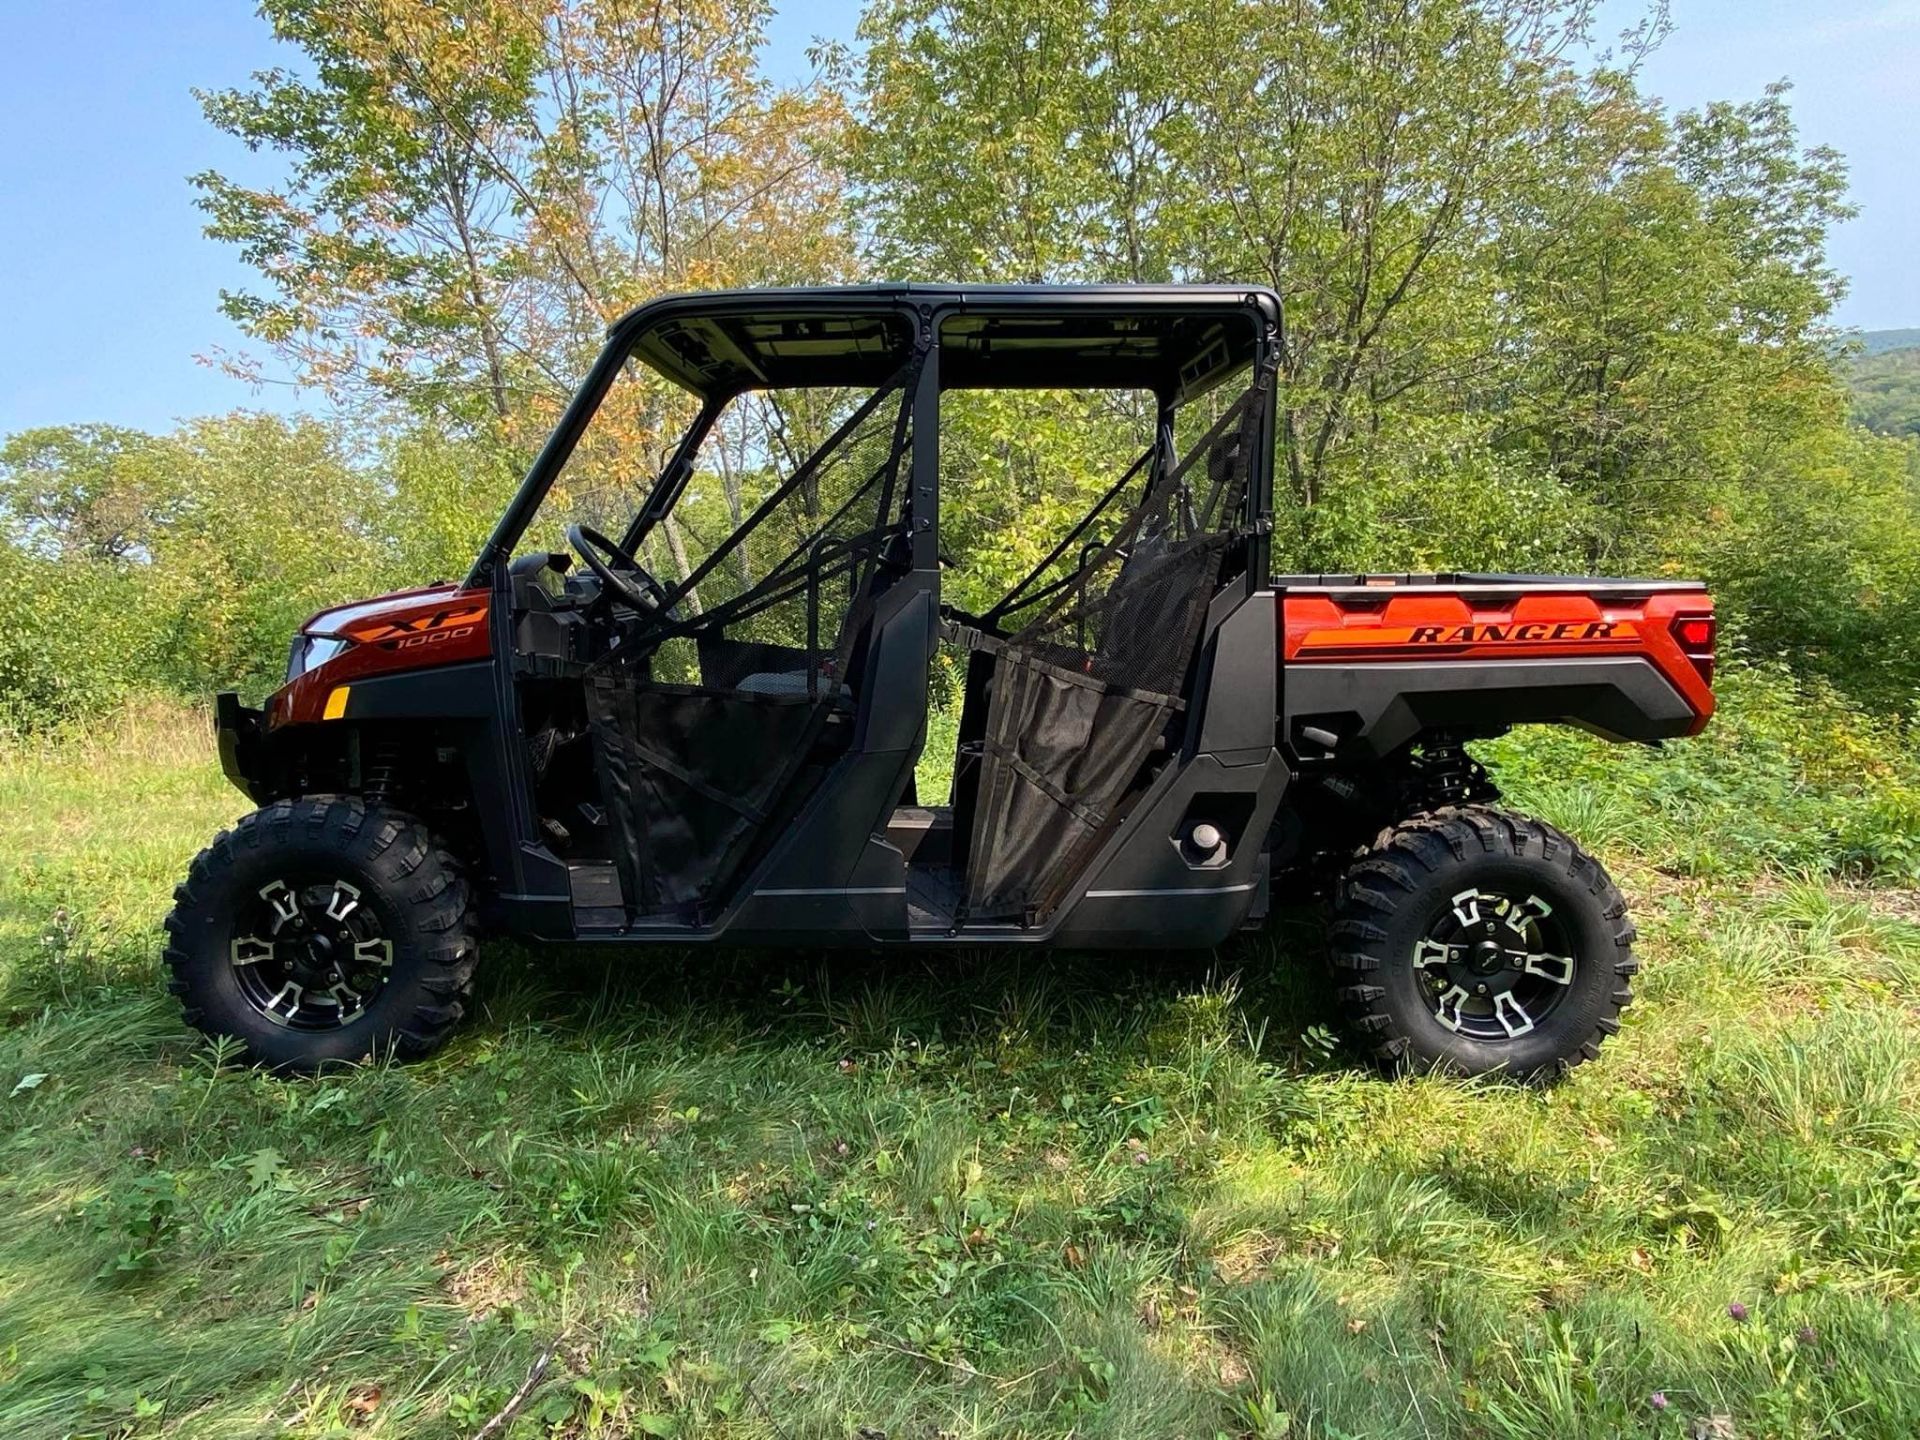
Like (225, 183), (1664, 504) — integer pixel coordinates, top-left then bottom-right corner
(363, 735), (404, 808)
(1406, 735), (1499, 810)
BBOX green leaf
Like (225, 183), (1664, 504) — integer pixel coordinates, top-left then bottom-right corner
(244, 1147), (285, 1192)
(9, 1073), (47, 1097)
(633, 1337), (675, 1371)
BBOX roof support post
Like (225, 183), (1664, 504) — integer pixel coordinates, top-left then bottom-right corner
(909, 310), (941, 575)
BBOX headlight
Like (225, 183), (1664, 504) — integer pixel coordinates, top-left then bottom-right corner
(287, 633), (353, 680)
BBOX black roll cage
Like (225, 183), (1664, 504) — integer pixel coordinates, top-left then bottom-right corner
(464, 284), (1284, 593)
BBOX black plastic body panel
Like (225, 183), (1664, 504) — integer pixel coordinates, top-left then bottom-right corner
(344, 653), (574, 936)
(1192, 585), (1275, 764)
(556, 585), (1289, 948)
(719, 583), (938, 944)
(214, 691), (269, 803)
(1282, 654), (1697, 756)
(1047, 752), (1285, 947)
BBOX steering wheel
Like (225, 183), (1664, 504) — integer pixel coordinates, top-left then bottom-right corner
(566, 523), (675, 615)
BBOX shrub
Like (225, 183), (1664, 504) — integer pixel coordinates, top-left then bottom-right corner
(1488, 659), (1920, 882)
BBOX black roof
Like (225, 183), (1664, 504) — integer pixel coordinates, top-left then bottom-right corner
(613, 284), (1277, 398)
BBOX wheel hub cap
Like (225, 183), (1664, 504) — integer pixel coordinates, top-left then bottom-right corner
(228, 876), (392, 1030)
(1412, 887), (1577, 1041)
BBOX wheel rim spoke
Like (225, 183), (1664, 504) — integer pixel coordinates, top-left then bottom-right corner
(231, 873), (388, 1031)
(1494, 991), (1536, 1037)
(230, 935), (275, 967)
(1413, 885), (1576, 1043)
(324, 881), (361, 922)
(259, 880), (300, 930)
(265, 980), (303, 1018)
(1522, 951), (1575, 986)
(1503, 893), (1553, 936)
(352, 937), (393, 970)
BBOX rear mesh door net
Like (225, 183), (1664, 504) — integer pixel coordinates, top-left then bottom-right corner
(957, 370), (1270, 922)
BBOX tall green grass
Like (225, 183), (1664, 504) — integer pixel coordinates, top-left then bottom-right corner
(2, 674), (1919, 1437)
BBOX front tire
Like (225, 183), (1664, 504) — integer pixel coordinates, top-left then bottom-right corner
(1329, 806), (1636, 1082)
(164, 797), (477, 1073)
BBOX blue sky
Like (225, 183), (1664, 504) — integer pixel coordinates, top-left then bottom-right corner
(0, 0), (1913, 436)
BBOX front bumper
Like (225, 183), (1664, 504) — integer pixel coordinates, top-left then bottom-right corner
(214, 691), (268, 799)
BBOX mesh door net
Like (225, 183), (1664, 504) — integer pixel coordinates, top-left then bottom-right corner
(585, 360), (920, 919)
(959, 374), (1270, 923)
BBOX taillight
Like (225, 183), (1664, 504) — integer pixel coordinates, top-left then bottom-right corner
(1670, 612), (1715, 685)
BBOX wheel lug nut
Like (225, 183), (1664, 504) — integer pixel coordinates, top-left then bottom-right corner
(1475, 983), (1489, 995)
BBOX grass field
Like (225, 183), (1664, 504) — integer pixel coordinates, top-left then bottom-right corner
(3, 674), (1920, 1439)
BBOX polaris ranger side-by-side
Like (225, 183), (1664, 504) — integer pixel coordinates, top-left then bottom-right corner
(167, 286), (1715, 1078)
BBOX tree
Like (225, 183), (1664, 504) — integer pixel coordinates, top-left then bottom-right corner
(0, 425), (173, 563)
(0, 414), (391, 722)
(1490, 86), (1854, 569)
(195, 0), (851, 436)
(854, 0), (1674, 517)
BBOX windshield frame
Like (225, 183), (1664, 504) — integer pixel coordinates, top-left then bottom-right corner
(463, 292), (925, 590)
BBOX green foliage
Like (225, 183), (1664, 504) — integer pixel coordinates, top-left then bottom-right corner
(193, 0), (851, 431)
(85, 1168), (185, 1279)
(935, 388), (1157, 614)
(0, 424), (170, 562)
(1487, 661), (1920, 882)
(1847, 344), (1920, 440)
(0, 415), (525, 728)
(1692, 426), (1920, 710)
(851, 2), (1920, 720)
(380, 423), (525, 584)
(1295, 412), (1601, 574)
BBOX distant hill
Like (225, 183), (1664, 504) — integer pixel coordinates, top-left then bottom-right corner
(1846, 336), (1920, 439)
(1857, 327), (1920, 357)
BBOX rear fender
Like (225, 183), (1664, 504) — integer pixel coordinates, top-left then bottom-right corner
(1280, 586), (1714, 759)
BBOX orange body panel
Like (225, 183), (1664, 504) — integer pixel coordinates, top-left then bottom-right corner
(269, 585), (492, 729)
(1282, 588), (1715, 733)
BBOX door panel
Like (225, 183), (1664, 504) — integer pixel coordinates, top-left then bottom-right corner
(583, 357), (926, 921)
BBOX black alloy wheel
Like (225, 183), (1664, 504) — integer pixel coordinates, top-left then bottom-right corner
(1411, 884), (1578, 1042)
(1329, 806), (1637, 1081)
(165, 796), (477, 1072)
(229, 874), (394, 1030)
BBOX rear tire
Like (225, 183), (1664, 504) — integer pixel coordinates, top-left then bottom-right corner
(1329, 805), (1635, 1082)
(164, 797), (477, 1073)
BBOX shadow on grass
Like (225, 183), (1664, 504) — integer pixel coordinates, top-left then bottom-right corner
(462, 901), (1352, 1076)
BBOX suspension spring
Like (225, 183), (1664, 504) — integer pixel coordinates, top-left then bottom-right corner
(1405, 737), (1499, 810)
(363, 736), (404, 807)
